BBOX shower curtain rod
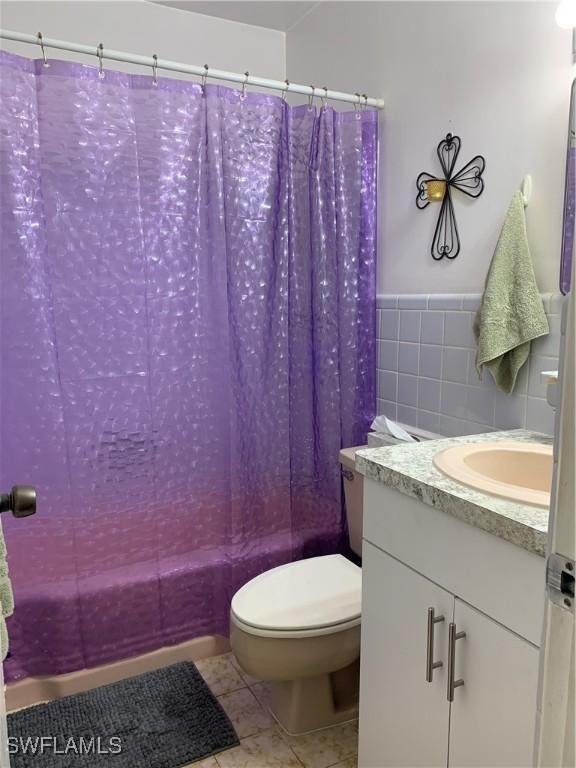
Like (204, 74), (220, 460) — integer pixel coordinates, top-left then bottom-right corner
(0, 29), (386, 109)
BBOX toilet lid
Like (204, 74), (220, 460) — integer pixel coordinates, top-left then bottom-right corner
(231, 554), (361, 633)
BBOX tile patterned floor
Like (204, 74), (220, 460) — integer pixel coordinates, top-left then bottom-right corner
(185, 653), (359, 768)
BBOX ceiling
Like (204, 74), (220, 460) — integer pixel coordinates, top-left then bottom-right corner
(151, 1), (319, 32)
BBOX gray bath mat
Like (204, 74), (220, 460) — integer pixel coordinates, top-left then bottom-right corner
(7, 661), (239, 767)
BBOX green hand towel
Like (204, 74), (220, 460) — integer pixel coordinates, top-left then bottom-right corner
(0, 520), (14, 660)
(474, 191), (549, 393)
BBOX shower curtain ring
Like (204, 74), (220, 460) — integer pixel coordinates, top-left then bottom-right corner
(308, 85), (315, 110)
(241, 71), (249, 100)
(152, 54), (158, 87)
(97, 43), (104, 79)
(37, 32), (49, 68)
(362, 93), (368, 110)
(281, 79), (290, 101)
(321, 86), (328, 109)
(201, 64), (209, 94)
(353, 92), (361, 111)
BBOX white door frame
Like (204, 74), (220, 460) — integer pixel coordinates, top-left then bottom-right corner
(534, 252), (575, 764)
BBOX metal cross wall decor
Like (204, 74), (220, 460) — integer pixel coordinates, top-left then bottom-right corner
(416, 133), (486, 260)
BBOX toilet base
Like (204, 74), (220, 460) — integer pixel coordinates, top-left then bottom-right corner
(230, 598), (361, 736)
(270, 659), (360, 735)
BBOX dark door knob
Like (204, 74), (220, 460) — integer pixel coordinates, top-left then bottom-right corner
(0, 486), (36, 518)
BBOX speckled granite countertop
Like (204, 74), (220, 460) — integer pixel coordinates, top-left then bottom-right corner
(356, 430), (551, 557)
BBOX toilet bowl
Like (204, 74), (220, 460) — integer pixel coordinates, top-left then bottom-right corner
(230, 554), (362, 734)
(230, 446), (366, 735)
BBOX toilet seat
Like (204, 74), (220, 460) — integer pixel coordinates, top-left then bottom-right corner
(230, 554), (362, 639)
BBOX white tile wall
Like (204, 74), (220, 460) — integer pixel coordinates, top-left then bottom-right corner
(376, 293), (563, 437)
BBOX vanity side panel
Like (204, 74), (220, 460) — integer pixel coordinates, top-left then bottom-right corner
(363, 479), (545, 645)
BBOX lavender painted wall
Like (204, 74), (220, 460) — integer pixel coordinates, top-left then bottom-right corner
(287, 1), (572, 295)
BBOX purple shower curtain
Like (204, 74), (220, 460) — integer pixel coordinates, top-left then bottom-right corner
(0, 51), (377, 682)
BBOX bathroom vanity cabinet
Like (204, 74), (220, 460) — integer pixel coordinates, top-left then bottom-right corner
(358, 478), (544, 768)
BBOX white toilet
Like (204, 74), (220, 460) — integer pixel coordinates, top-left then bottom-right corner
(230, 445), (365, 734)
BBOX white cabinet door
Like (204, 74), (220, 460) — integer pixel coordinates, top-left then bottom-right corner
(359, 541), (453, 768)
(449, 599), (540, 768)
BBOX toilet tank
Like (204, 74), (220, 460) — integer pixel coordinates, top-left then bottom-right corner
(339, 446), (366, 557)
(340, 429), (439, 557)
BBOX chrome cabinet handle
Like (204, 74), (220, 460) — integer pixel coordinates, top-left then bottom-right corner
(447, 622), (466, 701)
(426, 607), (445, 682)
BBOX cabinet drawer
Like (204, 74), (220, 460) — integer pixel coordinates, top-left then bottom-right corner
(363, 479), (545, 645)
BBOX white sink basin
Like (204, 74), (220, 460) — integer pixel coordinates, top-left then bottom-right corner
(433, 441), (553, 508)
